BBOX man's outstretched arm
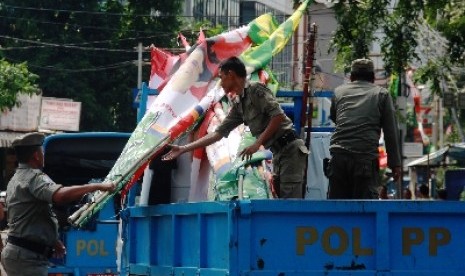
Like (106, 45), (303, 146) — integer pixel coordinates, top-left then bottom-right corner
(162, 132), (223, 161)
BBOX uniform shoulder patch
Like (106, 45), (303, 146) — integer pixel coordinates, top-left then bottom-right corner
(35, 171), (53, 183)
(251, 82), (269, 97)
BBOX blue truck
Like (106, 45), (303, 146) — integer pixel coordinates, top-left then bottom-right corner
(43, 132), (130, 276)
(44, 132), (465, 275)
(44, 85), (465, 275)
(115, 84), (465, 275)
(121, 200), (465, 275)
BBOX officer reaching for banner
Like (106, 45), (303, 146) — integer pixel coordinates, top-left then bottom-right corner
(1, 132), (115, 276)
(162, 56), (309, 198)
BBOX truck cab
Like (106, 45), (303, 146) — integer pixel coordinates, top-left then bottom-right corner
(43, 132), (130, 276)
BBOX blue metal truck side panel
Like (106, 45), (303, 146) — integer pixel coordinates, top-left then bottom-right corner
(445, 169), (465, 200)
(122, 200), (465, 275)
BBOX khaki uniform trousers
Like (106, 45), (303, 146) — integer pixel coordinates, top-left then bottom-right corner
(1, 243), (49, 276)
(272, 138), (309, 198)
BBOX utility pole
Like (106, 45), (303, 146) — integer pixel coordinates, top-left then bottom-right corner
(397, 70), (406, 199)
(301, 23), (317, 198)
(301, 23), (317, 138)
(137, 42), (143, 90)
(442, 77), (465, 142)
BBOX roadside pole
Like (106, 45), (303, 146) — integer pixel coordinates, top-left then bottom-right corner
(137, 42), (143, 90)
(397, 71), (407, 199)
(301, 23), (317, 198)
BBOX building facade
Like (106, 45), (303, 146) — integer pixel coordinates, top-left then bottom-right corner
(182, 0), (338, 90)
(187, 0), (241, 29)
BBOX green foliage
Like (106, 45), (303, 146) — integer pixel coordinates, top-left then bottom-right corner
(438, 1), (465, 63)
(446, 127), (461, 144)
(412, 60), (450, 96)
(0, 0), (183, 131)
(330, 0), (390, 72)
(329, 0), (462, 76)
(0, 59), (39, 112)
(422, 0), (450, 24)
(388, 74), (399, 100)
(380, 0), (423, 74)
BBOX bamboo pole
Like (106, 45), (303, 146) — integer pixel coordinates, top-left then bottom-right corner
(301, 23), (317, 198)
(68, 136), (170, 227)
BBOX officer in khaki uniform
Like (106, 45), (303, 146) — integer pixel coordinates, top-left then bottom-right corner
(163, 57), (309, 198)
(328, 59), (401, 199)
(1, 132), (115, 276)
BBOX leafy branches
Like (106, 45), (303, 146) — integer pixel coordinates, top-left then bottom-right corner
(0, 59), (39, 112)
(413, 59), (450, 95)
(0, 0), (183, 131)
(328, 0), (455, 76)
(437, 0), (465, 63)
(380, 0), (423, 74)
(330, 0), (389, 71)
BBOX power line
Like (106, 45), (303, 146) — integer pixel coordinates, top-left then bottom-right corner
(0, 8), (336, 43)
(0, 34), (173, 49)
(0, 35), (179, 53)
(0, 33), (328, 54)
(2, 4), (337, 20)
(0, 35), (136, 52)
(0, 14), (123, 33)
(4, 56), (137, 73)
(0, 14), (176, 35)
(0, 38), (183, 55)
(2, 4), (178, 18)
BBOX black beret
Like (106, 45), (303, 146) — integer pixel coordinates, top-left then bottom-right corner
(12, 132), (45, 147)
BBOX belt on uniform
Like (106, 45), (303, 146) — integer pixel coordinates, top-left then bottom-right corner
(7, 235), (54, 258)
(272, 130), (298, 151)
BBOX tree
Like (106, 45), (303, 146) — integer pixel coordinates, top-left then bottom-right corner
(326, 0), (427, 74)
(0, 59), (39, 112)
(0, 0), (183, 131)
(330, 0), (389, 72)
(324, 0), (465, 146)
(435, 1), (465, 64)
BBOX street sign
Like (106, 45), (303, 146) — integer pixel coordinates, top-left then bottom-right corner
(403, 142), (424, 157)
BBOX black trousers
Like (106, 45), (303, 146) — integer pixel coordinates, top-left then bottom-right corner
(148, 148), (177, 205)
(327, 153), (379, 199)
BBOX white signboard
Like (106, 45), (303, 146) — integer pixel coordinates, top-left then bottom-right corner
(403, 142), (424, 157)
(39, 98), (81, 131)
(0, 93), (41, 131)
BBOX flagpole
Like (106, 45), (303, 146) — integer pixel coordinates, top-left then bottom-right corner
(137, 42), (143, 90)
(69, 0), (313, 227)
(301, 23), (317, 198)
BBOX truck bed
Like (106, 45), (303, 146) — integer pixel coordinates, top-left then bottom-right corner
(122, 199), (465, 275)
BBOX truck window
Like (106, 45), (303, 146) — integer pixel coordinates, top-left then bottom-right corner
(43, 133), (130, 229)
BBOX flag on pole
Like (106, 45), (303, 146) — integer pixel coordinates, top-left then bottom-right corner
(69, 0), (312, 227)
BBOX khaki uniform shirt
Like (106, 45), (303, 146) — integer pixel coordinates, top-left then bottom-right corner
(215, 82), (293, 149)
(6, 164), (62, 247)
(329, 80), (401, 168)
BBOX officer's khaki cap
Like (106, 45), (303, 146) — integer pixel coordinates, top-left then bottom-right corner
(12, 132), (45, 147)
(351, 58), (374, 73)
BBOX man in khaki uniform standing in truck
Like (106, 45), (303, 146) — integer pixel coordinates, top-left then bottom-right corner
(163, 57), (309, 198)
(1, 132), (115, 276)
(327, 58), (401, 199)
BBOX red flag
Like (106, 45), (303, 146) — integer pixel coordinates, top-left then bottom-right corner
(197, 28), (206, 44)
(178, 33), (191, 50)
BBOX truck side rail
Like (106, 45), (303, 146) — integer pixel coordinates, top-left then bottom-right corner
(123, 200), (465, 275)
